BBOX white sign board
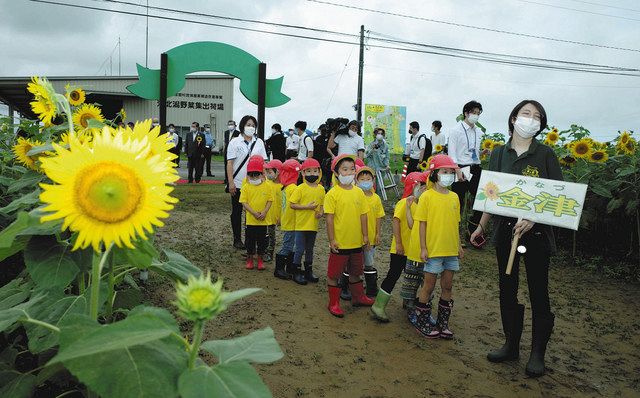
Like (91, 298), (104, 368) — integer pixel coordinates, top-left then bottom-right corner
(472, 171), (588, 231)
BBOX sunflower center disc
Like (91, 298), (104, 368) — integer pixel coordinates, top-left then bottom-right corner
(76, 162), (143, 223)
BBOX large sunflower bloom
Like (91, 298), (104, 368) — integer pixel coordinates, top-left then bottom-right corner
(621, 138), (637, 156)
(122, 119), (177, 164)
(589, 150), (608, 163)
(619, 131), (631, 145)
(435, 144), (444, 153)
(72, 104), (104, 130)
(12, 137), (44, 171)
(570, 139), (593, 159)
(545, 130), (559, 145)
(481, 139), (493, 150)
(559, 155), (577, 167)
(27, 76), (57, 126)
(39, 127), (179, 251)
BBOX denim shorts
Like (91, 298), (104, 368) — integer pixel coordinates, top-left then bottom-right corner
(424, 256), (460, 274)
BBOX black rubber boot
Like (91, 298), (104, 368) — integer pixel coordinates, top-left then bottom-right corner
(273, 254), (291, 280)
(488, 304), (525, 363)
(304, 261), (319, 283)
(292, 263), (308, 285)
(339, 272), (351, 300)
(525, 313), (554, 377)
(363, 267), (379, 298)
(284, 253), (295, 280)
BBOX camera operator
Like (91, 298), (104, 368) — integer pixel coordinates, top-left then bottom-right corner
(313, 124), (332, 187)
(327, 119), (365, 159)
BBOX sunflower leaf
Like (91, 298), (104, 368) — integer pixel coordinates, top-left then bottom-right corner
(24, 235), (79, 290)
(201, 327), (284, 365)
(178, 362), (272, 398)
(0, 189), (41, 216)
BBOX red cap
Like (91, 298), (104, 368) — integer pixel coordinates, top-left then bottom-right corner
(280, 159), (301, 186)
(428, 154), (459, 171)
(403, 171), (428, 198)
(247, 155), (265, 173)
(301, 158), (321, 170)
(355, 158), (365, 168)
(265, 159), (283, 171)
(331, 154), (356, 173)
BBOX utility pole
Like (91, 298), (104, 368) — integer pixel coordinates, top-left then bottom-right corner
(356, 24), (365, 127)
(118, 36), (121, 76)
(145, 0), (149, 68)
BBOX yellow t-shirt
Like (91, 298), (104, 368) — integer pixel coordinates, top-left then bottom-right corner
(324, 185), (369, 249)
(290, 183), (326, 232)
(280, 184), (298, 231)
(389, 198), (417, 255)
(239, 181), (274, 226)
(266, 181), (283, 225)
(412, 188), (460, 259)
(363, 191), (385, 244)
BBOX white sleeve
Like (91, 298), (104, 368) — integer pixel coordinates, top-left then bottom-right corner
(306, 136), (314, 152)
(357, 136), (365, 151)
(448, 130), (459, 164)
(226, 139), (237, 160)
(258, 140), (268, 160)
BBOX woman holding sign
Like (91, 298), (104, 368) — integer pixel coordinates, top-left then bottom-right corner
(470, 100), (563, 377)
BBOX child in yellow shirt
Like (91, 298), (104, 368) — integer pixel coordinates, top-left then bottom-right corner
(264, 159), (283, 262)
(410, 154), (463, 339)
(239, 156), (274, 271)
(324, 154), (374, 317)
(274, 159), (301, 279)
(355, 166), (385, 298)
(289, 158), (325, 285)
(370, 172), (427, 322)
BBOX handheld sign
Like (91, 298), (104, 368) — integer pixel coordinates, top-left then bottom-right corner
(473, 171), (587, 274)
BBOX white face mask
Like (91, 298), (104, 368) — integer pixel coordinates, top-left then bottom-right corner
(169, 128), (175, 133)
(513, 116), (541, 139)
(348, 129), (357, 137)
(439, 174), (455, 187)
(228, 125), (235, 131)
(338, 174), (354, 185)
(248, 178), (262, 186)
(244, 126), (256, 136)
(467, 114), (480, 125)
(376, 134), (383, 141)
(190, 127), (196, 132)
(413, 185), (424, 199)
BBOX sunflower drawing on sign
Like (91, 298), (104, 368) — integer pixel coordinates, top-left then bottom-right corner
(476, 181), (500, 202)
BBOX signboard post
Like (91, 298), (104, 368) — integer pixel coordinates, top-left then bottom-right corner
(473, 171), (588, 274)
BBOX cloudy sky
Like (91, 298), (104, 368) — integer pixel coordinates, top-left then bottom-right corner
(1, 0), (639, 141)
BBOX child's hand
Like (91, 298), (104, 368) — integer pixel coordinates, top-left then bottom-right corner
(363, 235), (369, 248)
(330, 240), (339, 253)
(420, 248), (429, 262)
(395, 242), (405, 255)
(315, 210), (323, 219)
(256, 211), (265, 220)
(307, 201), (318, 210)
(375, 235), (381, 246)
(458, 246), (465, 260)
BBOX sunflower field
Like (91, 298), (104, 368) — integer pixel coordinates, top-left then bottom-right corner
(0, 77), (283, 397)
(481, 125), (640, 279)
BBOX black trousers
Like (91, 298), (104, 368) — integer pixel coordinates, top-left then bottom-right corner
(171, 148), (180, 167)
(230, 189), (243, 242)
(451, 163), (482, 235)
(380, 253), (407, 293)
(187, 155), (204, 182)
(245, 225), (267, 255)
(406, 158), (420, 174)
(495, 222), (552, 321)
(204, 146), (213, 175)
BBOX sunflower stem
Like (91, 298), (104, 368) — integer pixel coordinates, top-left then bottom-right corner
(188, 321), (204, 370)
(105, 253), (116, 323)
(89, 244), (114, 321)
(77, 272), (85, 295)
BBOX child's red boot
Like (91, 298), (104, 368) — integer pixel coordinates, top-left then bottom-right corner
(245, 257), (254, 270)
(257, 257), (266, 271)
(327, 286), (344, 317)
(349, 280), (375, 306)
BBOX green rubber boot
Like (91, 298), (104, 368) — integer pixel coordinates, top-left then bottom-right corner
(370, 289), (392, 323)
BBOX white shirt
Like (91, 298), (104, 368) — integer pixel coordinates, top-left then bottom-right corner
(297, 134), (314, 161)
(286, 134), (300, 151)
(334, 133), (365, 156)
(409, 131), (428, 160)
(226, 136), (268, 188)
(430, 131), (447, 152)
(448, 121), (481, 165)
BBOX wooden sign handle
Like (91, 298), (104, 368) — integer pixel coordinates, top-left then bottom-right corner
(506, 218), (523, 275)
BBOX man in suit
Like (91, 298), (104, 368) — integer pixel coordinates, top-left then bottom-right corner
(185, 121), (206, 183)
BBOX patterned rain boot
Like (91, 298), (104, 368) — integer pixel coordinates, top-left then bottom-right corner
(436, 299), (454, 339)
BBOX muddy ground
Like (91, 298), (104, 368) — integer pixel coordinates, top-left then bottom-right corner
(148, 184), (640, 398)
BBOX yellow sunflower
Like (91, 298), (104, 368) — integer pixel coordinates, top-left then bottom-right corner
(481, 139), (493, 151)
(545, 130), (559, 145)
(27, 76), (57, 126)
(119, 108), (127, 121)
(620, 138), (637, 156)
(570, 139), (593, 159)
(589, 150), (608, 163)
(418, 160), (428, 171)
(483, 181), (499, 200)
(65, 84), (85, 106)
(491, 141), (503, 150)
(619, 131), (631, 145)
(559, 155), (577, 167)
(39, 127), (179, 252)
(121, 119), (177, 164)
(72, 104), (104, 130)
(435, 144), (444, 153)
(12, 137), (44, 171)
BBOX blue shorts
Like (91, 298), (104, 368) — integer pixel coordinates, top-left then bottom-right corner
(424, 256), (460, 274)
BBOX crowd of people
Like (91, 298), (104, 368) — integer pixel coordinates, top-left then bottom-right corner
(220, 99), (563, 378)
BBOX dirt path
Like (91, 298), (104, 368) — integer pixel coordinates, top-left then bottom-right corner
(150, 185), (640, 398)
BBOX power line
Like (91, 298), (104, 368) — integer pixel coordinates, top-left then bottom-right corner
(563, 0), (640, 14)
(28, 0), (640, 77)
(305, 0), (640, 53)
(512, 0), (640, 21)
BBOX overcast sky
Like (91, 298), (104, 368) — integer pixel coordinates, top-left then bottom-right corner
(1, 0), (639, 141)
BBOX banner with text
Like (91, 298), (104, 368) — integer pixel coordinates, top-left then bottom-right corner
(473, 171), (588, 230)
(364, 104), (406, 154)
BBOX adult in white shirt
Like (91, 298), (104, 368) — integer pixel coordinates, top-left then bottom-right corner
(285, 129), (300, 159)
(430, 120), (447, 153)
(448, 100), (486, 237)
(226, 115), (268, 249)
(295, 120), (314, 162)
(327, 120), (365, 159)
(406, 121), (432, 174)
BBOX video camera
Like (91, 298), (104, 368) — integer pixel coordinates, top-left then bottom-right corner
(325, 117), (351, 136)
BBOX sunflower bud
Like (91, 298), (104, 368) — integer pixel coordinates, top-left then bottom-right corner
(174, 271), (227, 322)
